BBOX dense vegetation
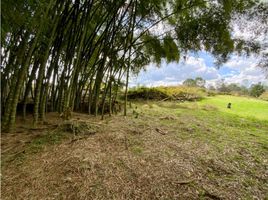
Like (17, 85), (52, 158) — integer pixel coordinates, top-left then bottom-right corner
(127, 77), (268, 103)
(1, 0), (267, 132)
(211, 81), (267, 97)
(128, 86), (208, 101)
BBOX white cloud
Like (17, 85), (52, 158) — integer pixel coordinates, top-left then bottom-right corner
(222, 55), (258, 71)
(207, 56), (267, 87)
(130, 54), (268, 88)
(130, 56), (220, 87)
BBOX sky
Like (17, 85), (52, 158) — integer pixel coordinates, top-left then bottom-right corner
(129, 52), (268, 88)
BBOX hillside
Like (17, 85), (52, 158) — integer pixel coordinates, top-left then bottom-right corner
(198, 95), (268, 120)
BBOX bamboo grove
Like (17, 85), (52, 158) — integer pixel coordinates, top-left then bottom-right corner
(1, 0), (264, 131)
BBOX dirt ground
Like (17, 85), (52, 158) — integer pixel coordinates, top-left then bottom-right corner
(1, 103), (268, 199)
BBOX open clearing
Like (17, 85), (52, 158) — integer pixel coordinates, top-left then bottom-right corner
(198, 95), (268, 120)
(1, 96), (268, 199)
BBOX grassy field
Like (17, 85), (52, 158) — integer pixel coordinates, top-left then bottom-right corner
(1, 95), (268, 199)
(197, 95), (268, 121)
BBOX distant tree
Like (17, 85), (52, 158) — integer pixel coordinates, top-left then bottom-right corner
(250, 83), (265, 97)
(183, 77), (206, 87)
(224, 83), (250, 95)
(227, 83), (241, 92)
(217, 83), (231, 93)
(195, 77), (206, 88)
(240, 86), (249, 95)
(208, 85), (216, 91)
(216, 79), (231, 93)
(183, 78), (196, 87)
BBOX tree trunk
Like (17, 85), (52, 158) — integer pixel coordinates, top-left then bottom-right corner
(6, 0), (54, 131)
(22, 59), (39, 119)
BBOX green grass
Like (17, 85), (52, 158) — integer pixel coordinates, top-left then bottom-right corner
(135, 98), (268, 155)
(198, 95), (268, 121)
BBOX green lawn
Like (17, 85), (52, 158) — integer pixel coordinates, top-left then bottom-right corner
(198, 95), (268, 121)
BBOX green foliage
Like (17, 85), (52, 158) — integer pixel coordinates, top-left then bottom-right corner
(215, 82), (250, 96)
(250, 83), (265, 97)
(142, 34), (164, 65)
(163, 35), (180, 63)
(142, 34), (180, 64)
(183, 78), (196, 87)
(183, 77), (206, 87)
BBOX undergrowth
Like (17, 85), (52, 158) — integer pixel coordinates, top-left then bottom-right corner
(128, 86), (208, 101)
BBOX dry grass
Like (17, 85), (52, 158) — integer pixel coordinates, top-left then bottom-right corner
(1, 103), (268, 199)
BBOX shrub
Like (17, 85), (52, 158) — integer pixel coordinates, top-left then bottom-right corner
(127, 87), (170, 100)
(249, 83), (265, 97)
(259, 91), (268, 101)
(128, 86), (207, 101)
